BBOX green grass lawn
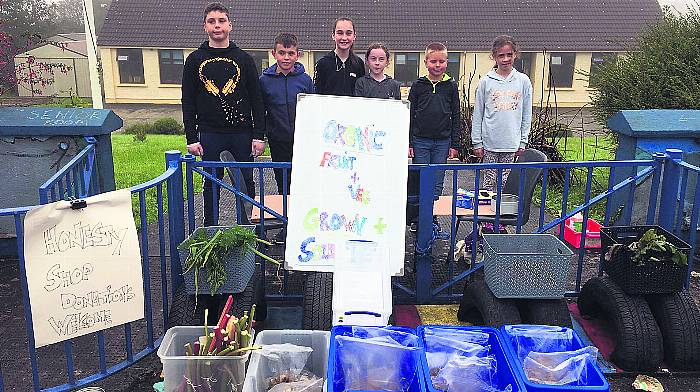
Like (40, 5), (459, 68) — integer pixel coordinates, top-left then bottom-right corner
(112, 134), (268, 225)
(112, 134), (202, 225)
(536, 135), (617, 223)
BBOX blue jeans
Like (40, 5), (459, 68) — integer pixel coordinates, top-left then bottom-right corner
(412, 136), (450, 198)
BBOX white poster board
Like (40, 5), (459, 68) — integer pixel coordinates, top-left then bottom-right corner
(24, 189), (145, 347)
(285, 94), (409, 274)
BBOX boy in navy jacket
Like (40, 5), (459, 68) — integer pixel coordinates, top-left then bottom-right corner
(259, 33), (314, 194)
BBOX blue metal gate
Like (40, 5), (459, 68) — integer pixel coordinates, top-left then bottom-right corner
(1, 145), (699, 390)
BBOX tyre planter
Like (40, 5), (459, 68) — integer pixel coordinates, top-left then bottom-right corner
(302, 272), (333, 330)
(518, 298), (573, 329)
(167, 272), (257, 328)
(646, 290), (700, 371)
(578, 276), (663, 372)
(457, 278), (522, 327)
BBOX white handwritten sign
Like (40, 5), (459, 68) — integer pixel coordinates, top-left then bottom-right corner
(285, 95), (409, 274)
(24, 189), (144, 347)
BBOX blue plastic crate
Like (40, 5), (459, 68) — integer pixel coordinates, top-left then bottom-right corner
(417, 325), (525, 392)
(328, 325), (426, 392)
(499, 325), (610, 392)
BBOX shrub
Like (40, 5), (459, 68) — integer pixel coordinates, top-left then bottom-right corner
(588, 6), (700, 128)
(152, 117), (184, 135)
(125, 122), (148, 142)
(122, 117), (184, 136)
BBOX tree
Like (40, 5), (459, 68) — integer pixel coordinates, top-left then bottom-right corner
(0, 0), (56, 44)
(589, 6), (700, 126)
(0, 0), (71, 97)
(51, 0), (85, 34)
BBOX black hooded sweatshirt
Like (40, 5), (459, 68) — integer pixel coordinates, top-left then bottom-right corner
(314, 50), (365, 96)
(182, 41), (265, 144)
(407, 75), (461, 149)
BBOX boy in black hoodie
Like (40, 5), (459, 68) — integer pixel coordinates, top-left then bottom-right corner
(182, 2), (265, 226)
(408, 42), (460, 199)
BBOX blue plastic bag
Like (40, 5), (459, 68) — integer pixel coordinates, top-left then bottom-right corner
(423, 327), (490, 346)
(503, 325), (574, 362)
(523, 346), (599, 386)
(434, 355), (512, 392)
(336, 334), (420, 391)
(350, 326), (420, 347)
(425, 335), (490, 372)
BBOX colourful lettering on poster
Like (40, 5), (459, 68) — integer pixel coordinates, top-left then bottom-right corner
(319, 152), (357, 170)
(373, 218), (388, 235)
(322, 120), (386, 154)
(298, 237), (336, 263)
(303, 208), (368, 236)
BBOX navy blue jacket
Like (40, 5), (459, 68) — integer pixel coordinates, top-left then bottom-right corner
(259, 62), (314, 142)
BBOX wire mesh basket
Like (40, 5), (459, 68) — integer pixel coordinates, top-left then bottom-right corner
(482, 234), (573, 299)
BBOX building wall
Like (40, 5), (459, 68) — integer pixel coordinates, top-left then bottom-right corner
(99, 45), (602, 107)
(101, 47), (191, 104)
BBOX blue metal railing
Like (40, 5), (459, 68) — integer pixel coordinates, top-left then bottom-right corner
(39, 137), (100, 204)
(410, 157), (664, 302)
(1, 151), (184, 392)
(4, 147), (698, 390)
(182, 150), (700, 304)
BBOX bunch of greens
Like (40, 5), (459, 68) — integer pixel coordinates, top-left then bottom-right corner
(627, 229), (688, 267)
(179, 226), (279, 295)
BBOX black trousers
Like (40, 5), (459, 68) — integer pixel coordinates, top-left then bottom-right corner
(269, 139), (293, 195)
(200, 132), (255, 226)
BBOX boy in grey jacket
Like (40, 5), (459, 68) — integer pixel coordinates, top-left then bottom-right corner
(472, 35), (532, 193)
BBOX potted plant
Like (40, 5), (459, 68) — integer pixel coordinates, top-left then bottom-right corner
(178, 225), (279, 297)
(624, 228), (688, 266)
(602, 225), (690, 295)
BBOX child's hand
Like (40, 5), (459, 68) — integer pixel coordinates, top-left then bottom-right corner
(448, 148), (459, 159)
(473, 148), (484, 158)
(187, 142), (204, 156)
(515, 148), (525, 157)
(251, 139), (266, 158)
(408, 148), (414, 158)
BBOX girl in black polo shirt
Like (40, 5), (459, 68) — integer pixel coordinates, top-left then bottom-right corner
(313, 17), (365, 96)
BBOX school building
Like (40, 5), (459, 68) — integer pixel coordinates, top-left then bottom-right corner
(96, 0), (662, 107)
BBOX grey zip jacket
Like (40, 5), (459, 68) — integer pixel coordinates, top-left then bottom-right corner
(471, 68), (533, 152)
(354, 74), (401, 100)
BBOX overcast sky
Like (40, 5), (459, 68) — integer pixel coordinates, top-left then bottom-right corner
(658, 0), (697, 12)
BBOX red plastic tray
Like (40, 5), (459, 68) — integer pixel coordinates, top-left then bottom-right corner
(562, 218), (601, 249)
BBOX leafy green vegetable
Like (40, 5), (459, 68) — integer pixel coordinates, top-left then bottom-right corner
(628, 229), (688, 267)
(179, 226), (279, 296)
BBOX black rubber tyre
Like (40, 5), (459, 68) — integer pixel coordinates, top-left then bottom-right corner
(578, 276), (663, 372)
(230, 271), (257, 319)
(457, 279), (521, 327)
(167, 273), (257, 328)
(302, 272), (333, 330)
(167, 284), (202, 328)
(518, 299), (573, 329)
(646, 290), (700, 371)
(254, 267), (268, 322)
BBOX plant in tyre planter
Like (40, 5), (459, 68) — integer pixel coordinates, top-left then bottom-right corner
(178, 225), (279, 297)
(602, 226), (690, 295)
